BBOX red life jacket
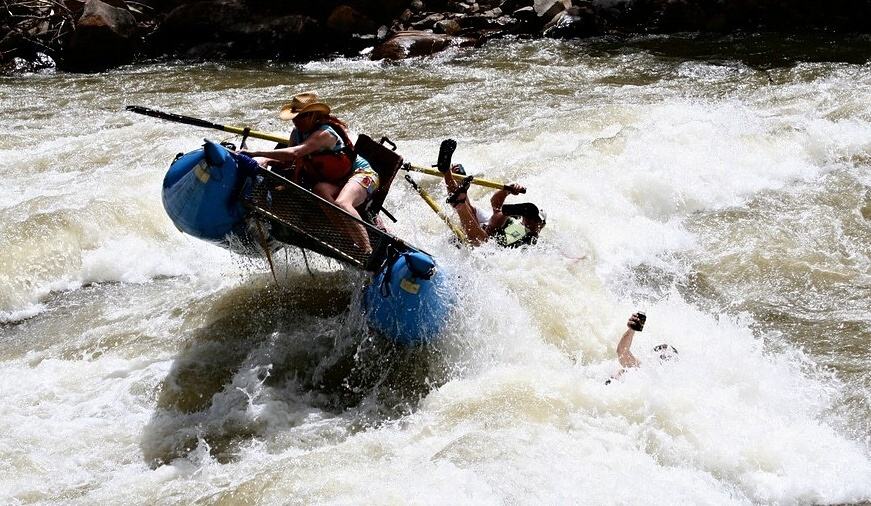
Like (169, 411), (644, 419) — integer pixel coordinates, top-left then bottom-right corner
(296, 119), (357, 186)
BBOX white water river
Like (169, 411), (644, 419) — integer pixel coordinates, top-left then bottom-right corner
(1, 36), (869, 504)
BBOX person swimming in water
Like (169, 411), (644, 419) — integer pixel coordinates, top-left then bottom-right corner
(607, 312), (678, 384)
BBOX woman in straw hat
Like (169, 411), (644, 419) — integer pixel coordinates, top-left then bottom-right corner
(240, 91), (379, 253)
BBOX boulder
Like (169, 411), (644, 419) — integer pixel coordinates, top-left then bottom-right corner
(411, 13), (445, 29)
(513, 5), (537, 21)
(533, 0), (571, 24)
(64, 0), (137, 71)
(543, 5), (599, 37)
(434, 19), (462, 35)
(371, 30), (475, 60)
(327, 4), (377, 34)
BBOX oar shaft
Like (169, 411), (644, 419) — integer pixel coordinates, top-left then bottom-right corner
(405, 176), (467, 243)
(127, 105), (291, 145)
(404, 164), (524, 193)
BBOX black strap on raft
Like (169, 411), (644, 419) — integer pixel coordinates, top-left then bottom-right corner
(300, 247), (314, 278)
(253, 218), (278, 283)
(379, 246), (403, 297)
(380, 207), (398, 223)
(240, 127), (251, 150)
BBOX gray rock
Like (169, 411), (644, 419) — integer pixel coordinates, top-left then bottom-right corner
(543, 4), (599, 37)
(533, 0), (571, 17)
(411, 13), (445, 29)
(512, 5), (536, 21)
(434, 19), (462, 35)
(409, 0), (424, 12)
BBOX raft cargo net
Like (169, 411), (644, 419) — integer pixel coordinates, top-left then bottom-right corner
(247, 169), (405, 271)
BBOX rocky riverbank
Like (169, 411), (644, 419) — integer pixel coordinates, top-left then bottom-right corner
(3, 0), (871, 73)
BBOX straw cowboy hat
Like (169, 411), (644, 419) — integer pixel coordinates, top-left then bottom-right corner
(279, 91), (331, 120)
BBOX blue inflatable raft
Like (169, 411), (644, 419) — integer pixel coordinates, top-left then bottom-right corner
(161, 138), (453, 344)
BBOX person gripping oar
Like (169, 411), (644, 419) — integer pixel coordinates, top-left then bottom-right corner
(238, 91), (379, 254)
(436, 139), (547, 248)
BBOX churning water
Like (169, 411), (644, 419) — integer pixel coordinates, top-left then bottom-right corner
(1, 35), (869, 504)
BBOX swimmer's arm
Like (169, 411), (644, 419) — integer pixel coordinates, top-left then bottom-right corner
(241, 129), (336, 163)
(617, 328), (640, 368)
(489, 183), (525, 211)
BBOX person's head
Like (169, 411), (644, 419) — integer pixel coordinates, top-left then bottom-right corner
(280, 91), (331, 133)
(501, 202), (547, 242)
(653, 344), (678, 362)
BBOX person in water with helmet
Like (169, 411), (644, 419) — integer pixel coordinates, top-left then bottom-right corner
(606, 312), (678, 384)
(436, 139), (546, 248)
(239, 91), (378, 253)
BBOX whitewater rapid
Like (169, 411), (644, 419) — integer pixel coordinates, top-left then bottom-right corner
(1, 35), (869, 504)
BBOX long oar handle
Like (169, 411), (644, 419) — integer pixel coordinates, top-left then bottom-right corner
(403, 163), (526, 193)
(126, 105), (292, 145)
(405, 175), (467, 243)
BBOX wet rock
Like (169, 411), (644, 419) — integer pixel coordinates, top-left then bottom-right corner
(371, 30), (475, 60)
(459, 13), (500, 29)
(409, 0), (425, 12)
(411, 13), (446, 30)
(65, 0), (138, 71)
(543, 4), (599, 38)
(513, 5), (537, 21)
(434, 19), (462, 35)
(446, 1), (472, 13)
(398, 8), (414, 23)
(533, 0), (570, 24)
(327, 4), (377, 34)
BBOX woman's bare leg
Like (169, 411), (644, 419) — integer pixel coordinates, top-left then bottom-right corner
(335, 182), (372, 254)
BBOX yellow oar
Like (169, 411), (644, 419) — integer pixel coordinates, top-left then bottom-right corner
(126, 105), (292, 144)
(402, 164), (525, 193)
(404, 175), (467, 244)
(128, 106), (521, 192)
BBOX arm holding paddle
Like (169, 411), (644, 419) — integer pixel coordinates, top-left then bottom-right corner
(239, 128), (336, 164)
(487, 183), (526, 231)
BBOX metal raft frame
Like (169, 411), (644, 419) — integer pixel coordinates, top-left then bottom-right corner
(244, 135), (419, 272)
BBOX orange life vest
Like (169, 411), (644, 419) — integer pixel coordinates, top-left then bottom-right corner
(296, 119), (357, 186)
